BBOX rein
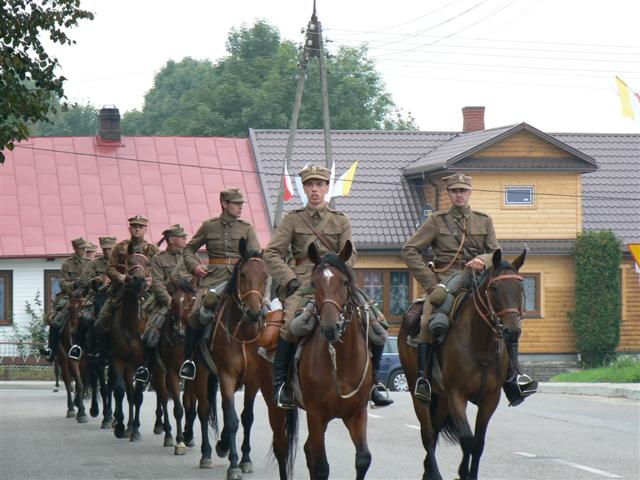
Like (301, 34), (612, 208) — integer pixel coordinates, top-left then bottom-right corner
(471, 271), (524, 339)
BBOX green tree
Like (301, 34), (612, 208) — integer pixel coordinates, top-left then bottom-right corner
(569, 230), (623, 367)
(0, 0), (94, 162)
(121, 20), (416, 136)
(28, 100), (98, 136)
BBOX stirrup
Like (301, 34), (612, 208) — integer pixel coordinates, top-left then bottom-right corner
(68, 345), (82, 360)
(415, 377), (432, 402)
(517, 374), (538, 396)
(179, 360), (196, 380)
(134, 366), (150, 384)
(370, 383), (394, 408)
(275, 383), (295, 409)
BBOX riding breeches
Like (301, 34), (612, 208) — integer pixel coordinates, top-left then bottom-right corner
(418, 271), (454, 343)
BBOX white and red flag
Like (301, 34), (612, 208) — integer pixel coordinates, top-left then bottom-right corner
(283, 163), (294, 201)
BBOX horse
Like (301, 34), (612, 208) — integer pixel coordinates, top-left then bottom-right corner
(149, 276), (197, 454)
(398, 249), (527, 480)
(109, 246), (150, 441)
(297, 240), (373, 480)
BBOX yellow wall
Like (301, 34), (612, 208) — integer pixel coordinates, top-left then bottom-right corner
(619, 259), (640, 352)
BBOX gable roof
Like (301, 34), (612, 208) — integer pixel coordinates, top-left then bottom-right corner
(0, 136), (271, 257)
(403, 123), (599, 176)
(249, 129), (456, 249)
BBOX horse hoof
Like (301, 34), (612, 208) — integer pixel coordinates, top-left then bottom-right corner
(240, 462), (253, 474)
(174, 443), (187, 455)
(114, 424), (126, 438)
(130, 431), (141, 442)
(100, 420), (111, 429)
(163, 436), (175, 447)
(186, 439), (196, 448)
(199, 457), (213, 469)
(227, 467), (242, 480)
(90, 406), (99, 417)
(215, 441), (229, 458)
(124, 427), (133, 437)
(53, 387), (58, 393)
(76, 415), (88, 424)
(153, 424), (164, 435)
(66, 410), (76, 418)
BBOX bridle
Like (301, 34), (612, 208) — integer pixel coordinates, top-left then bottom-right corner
(314, 266), (358, 343)
(126, 253), (149, 277)
(472, 270), (524, 339)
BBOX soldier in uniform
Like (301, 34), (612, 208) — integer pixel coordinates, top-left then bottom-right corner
(264, 164), (393, 409)
(94, 216), (160, 337)
(85, 242), (98, 260)
(401, 173), (537, 406)
(43, 237), (92, 362)
(178, 188), (261, 380)
(68, 236), (117, 359)
(134, 224), (189, 383)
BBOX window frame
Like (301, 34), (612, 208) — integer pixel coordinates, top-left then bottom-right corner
(44, 269), (62, 314)
(521, 272), (541, 318)
(504, 185), (535, 206)
(0, 270), (13, 326)
(355, 268), (414, 324)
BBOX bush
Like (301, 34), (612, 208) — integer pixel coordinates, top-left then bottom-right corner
(11, 292), (48, 357)
(568, 231), (623, 367)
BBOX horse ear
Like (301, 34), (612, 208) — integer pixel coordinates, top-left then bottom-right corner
(239, 237), (247, 257)
(512, 248), (527, 271)
(308, 242), (321, 265)
(339, 240), (353, 263)
(491, 249), (502, 270)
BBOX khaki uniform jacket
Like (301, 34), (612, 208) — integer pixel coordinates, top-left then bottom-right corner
(183, 213), (260, 287)
(60, 254), (93, 296)
(106, 238), (160, 285)
(401, 205), (499, 291)
(90, 256), (108, 279)
(264, 204), (357, 288)
(150, 249), (182, 305)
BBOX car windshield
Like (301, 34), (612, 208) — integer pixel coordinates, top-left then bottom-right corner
(384, 336), (398, 354)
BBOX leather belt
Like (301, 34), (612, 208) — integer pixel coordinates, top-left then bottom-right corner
(295, 257), (313, 266)
(434, 259), (468, 270)
(208, 257), (238, 265)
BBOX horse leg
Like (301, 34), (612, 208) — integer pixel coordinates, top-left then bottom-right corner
(183, 382), (197, 448)
(238, 381), (258, 474)
(54, 358), (61, 392)
(169, 370), (187, 455)
(449, 391), (473, 480)
(160, 377), (175, 447)
(60, 359), (75, 418)
(196, 370), (214, 468)
(100, 363), (114, 428)
(112, 362), (127, 438)
(218, 374), (242, 480)
(153, 391), (164, 435)
(89, 362), (100, 417)
(129, 378), (145, 442)
(72, 361), (88, 423)
(263, 384), (292, 480)
(124, 372), (134, 437)
(468, 391), (500, 480)
(304, 411), (330, 480)
(342, 407), (371, 480)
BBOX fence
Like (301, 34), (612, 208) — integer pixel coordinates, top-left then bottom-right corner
(0, 331), (52, 379)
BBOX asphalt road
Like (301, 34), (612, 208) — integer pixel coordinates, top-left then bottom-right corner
(1, 387), (638, 480)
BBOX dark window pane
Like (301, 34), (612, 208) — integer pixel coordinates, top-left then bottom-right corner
(389, 271), (410, 316)
(523, 277), (537, 312)
(505, 187), (534, 205)
(362, 271), (384, 312)
(0, 276), (5, 322)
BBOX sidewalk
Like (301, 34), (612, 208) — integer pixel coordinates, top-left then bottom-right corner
(2, 380), (639, 400)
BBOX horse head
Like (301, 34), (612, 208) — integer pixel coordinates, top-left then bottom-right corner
(309, 240), (355, 343)
(125, 243), (150, 294)
(230, 237), (267, 323)
(483, 248), (527, 344)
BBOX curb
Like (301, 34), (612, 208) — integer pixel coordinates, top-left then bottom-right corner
(0, 381), (59, 391)
(539, 382), (640, 400)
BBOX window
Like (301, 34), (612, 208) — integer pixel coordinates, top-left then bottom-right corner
(522, 273), (541, 317)
(0, 271), (13, 326)
(44, 270), (62, 313)
(505, 186), (534, 205)
(356, 269), (413, 323)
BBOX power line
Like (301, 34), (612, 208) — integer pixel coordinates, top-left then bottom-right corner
(11, 144), (640, 202)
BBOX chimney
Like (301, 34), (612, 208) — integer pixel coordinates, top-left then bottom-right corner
(98, 105), (121, 143)
(462, 106), (485, 133)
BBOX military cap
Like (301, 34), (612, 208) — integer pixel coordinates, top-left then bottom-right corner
(299, 164), (330, 183)
(128, 215), (149, 226)
(162, 224), (189, 237)
(220, 187), (245, 203)
(85, 242), (97, 252)
(71, 237), (89, 249)
(98, 236), (117, 248)
(443, 173), (472, 190)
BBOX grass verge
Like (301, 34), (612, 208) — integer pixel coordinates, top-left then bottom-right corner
(550, 356), (640, 383)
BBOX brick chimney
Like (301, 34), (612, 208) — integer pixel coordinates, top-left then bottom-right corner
(97, 105), (121, 143)
(462, 106), (485, 133)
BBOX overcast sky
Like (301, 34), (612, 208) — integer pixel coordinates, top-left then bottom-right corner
(49, 0), (640, 134)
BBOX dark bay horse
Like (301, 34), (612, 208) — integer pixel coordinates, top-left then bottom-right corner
(150, 276), (197, 454)
(186, 238), (268, 480)
(399, 249), (527, 480)
(298, 241), (373, 480)
(109, 248), (149, 441)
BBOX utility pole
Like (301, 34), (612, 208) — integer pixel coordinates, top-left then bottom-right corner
(273, 0), (334, 227)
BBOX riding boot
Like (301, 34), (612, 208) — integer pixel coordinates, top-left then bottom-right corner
(47, 327), (60, 363)
(134, 344), (153, 384)
(179, 325), (199, 380)
(273, 338), (296, 409)
(503, 341), (538, 406)
(369, 343), (393, 407)
(415, 343), (433, 402)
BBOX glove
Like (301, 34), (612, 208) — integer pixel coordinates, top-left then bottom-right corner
(286, 278), (301, 297)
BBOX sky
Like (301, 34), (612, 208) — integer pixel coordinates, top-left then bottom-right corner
(47, 0), (640, 134)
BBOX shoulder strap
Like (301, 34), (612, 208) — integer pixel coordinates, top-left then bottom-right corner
(300, 212), (336, 253)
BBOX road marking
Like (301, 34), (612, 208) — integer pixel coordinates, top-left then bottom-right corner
(367, 413), (383, 419)
(405, 424), (420, 430)
(514, 452), (622, 478)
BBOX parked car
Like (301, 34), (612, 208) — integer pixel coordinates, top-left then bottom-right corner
(376, 335), (408, 392)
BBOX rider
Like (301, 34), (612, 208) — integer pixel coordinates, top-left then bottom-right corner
(43, 237), (92, 362)
(85, 242), (98, 260)
(134, 224), (190, 383)
(264, 164), (393, 409)
(68, 236), (117, 360)
(94, 216), (160, 341)
(401, 173), (537, 406)
(178, 188), (261, 380)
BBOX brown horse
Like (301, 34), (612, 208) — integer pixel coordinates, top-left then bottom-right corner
(399, 249), (527, 480)
(298, 240), (373, 480)
(109, 247), (149, 441)
(149, 276), (197, 454)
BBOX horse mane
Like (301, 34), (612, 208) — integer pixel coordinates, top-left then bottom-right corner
(224, 249), (263, 297)
(316, 252), (355, 285)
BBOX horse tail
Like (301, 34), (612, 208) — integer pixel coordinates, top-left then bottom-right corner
(438, 408), (473, 445)
(285, 407), (299, 477)
(207, 373), (219, 438)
